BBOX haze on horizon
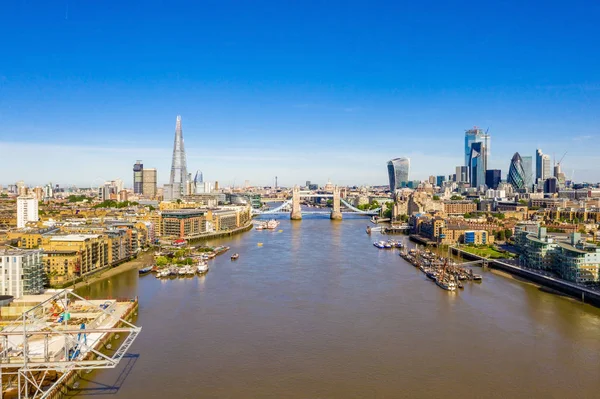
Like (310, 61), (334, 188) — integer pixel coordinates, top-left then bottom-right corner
(1, 1), (599, 188)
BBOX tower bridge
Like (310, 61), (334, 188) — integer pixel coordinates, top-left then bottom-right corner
(253, 186), (380, 220)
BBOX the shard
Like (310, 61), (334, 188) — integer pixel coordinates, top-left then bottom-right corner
(165, 115), (188, 200)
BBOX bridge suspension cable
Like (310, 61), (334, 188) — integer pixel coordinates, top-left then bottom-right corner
(339, 198), (380, 215)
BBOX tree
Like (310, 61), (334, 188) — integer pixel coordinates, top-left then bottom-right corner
(464, 212), (472, 219)
(518, 200), (529, 206)
(579, 228), (587, 234)
(504, 229), (513, 239)
(432, 195), (440, 201)
(155, 256), (169, 267)
(495, 230), (506, 241)
(494, 213), (505, 220)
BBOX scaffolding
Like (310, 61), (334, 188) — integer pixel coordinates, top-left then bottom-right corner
(0, 290), (141, 399)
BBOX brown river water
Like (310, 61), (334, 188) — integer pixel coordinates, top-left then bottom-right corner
(72, 216), (600, 398)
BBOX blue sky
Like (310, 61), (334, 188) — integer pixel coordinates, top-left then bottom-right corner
(1, 0), (599, 187)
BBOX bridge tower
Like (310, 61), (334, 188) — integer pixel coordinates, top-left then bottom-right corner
(330, 185), (343, 220)
(291, 185), (302, 220)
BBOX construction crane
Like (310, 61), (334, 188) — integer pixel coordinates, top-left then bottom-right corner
(556, 151), (568, 167)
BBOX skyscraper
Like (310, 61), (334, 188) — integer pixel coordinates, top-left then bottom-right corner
(469, 142), (485, 188)
(507, 152), (526, 190)
(387, 158), (410, 191)
(464, 128), (490, 167)
(142, 168), (157, 198)
(455, 166), (468, 183)
(485, 169), (501, 190)
(521, 155), (533, 190)
(544, 177), (558, 194)
(464, 128), (490, 184)
(535, 149), (552, 182)
(165, 115), (188, 200)
(133, 161), (143, 194)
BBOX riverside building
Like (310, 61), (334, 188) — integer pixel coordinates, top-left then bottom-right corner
(0, 248), (44, 298)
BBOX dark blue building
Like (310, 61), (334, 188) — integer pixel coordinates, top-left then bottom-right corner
(485, 169), (501, 190)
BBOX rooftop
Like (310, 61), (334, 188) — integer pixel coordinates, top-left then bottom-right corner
(0, 248), (42, 256)
(50, 234), (101, 242)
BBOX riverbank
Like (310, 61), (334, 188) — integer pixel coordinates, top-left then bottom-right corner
(70, 251), (155, 291)
(187, 222), (253, 244)
(450, 246), (600, 307)
(71, 224), (254, 289)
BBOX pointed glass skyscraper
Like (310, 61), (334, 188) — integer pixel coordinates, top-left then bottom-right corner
(164, 115), (188, 200)
(507, 152), (526, 190)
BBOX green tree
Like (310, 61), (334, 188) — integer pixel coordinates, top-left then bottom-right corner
(504, 229), (513, 239)
(432, 195), (440, 201)
(495, 230), (506, 241)
(450, 195), (463, 200)
(464, 212), (472, 219)
(155, 256), (169, 266)
(518, 200), (528, 206)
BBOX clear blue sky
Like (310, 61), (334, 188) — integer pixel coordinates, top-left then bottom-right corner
(1, 0), (599, 187)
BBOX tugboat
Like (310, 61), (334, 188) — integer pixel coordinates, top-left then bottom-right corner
(231, 253), (239, 260)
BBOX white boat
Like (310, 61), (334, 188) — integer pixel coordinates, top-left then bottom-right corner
(178, 268), (187, 276)
(266, 219), (280, 229)
(197, 262), (209, 274)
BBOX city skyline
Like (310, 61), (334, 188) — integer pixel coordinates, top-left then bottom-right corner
(1, 1), (599, 186)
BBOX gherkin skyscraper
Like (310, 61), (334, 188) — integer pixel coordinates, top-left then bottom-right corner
(507, 152), (526, 190)
(168, 115), (188, 199)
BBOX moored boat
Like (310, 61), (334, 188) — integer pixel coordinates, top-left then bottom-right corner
(139, 266), (153, 275)
(197, 262), (209, 274)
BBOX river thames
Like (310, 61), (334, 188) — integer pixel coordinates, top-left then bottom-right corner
(74, 216), (600, 398)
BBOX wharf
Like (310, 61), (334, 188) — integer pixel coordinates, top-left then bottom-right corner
(185, 222), (253, 244)
(409, 234), (438, 246)
(450, 246), (600, 307)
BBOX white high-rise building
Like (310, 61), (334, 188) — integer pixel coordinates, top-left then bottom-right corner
(17, 195), (38, 228)
(0, 249), (44, 298)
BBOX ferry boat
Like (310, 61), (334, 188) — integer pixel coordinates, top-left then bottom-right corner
(231, 253), (239, 260)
